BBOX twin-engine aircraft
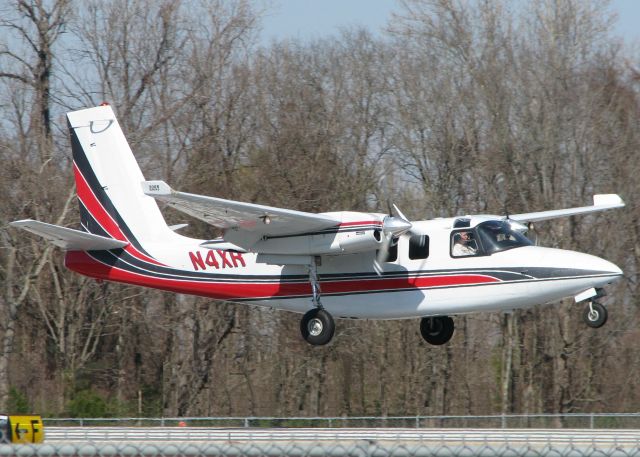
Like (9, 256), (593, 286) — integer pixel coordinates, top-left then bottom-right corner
(11, 105), (625, 345)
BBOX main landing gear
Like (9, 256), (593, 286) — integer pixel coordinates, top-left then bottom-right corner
(420, 316), (455, 345)
(301, 308), (335, 346)
(299, 257), (457, 346)
(300, 258), (335, 346)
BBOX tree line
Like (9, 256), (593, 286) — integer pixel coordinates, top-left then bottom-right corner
(0, 0), (639, 418)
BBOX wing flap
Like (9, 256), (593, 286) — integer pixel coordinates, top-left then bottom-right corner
(510, 194), (625, 223)
(10, 219), (129, 250)
(142, 180), (340, 237)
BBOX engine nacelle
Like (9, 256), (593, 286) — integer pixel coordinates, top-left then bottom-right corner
(335, 229), (383, 253)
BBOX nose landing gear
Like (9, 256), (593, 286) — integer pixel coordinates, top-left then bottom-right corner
(583, 301), (608, 328)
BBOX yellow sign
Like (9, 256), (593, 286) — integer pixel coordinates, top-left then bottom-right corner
(0, 415), (44, 443)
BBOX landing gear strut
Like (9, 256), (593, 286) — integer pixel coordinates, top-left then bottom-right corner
(420, 316), (455, 345)
(583, 301), (608, 328)
(300, 258), (335, 345)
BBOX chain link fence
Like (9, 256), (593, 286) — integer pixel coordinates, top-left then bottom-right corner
(1, 442), (640, 456)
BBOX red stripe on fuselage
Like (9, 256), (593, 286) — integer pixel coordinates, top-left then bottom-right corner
(338, 221), (382, 227)
(65, 251), (499, 300)
(321, 274), (498, 294)
(65, 251), (308, 299)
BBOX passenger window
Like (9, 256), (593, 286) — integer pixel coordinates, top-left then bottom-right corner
(409, 235), (429, 259)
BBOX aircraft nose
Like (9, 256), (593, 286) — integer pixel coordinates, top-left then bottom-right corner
(597, 257), (623, 277)
(542, 248), (623, 279)
(575, 252), (623, 278)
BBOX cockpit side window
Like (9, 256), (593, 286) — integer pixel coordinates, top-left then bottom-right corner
(451, 230), (480, 257)
(475, 221), (532, 254)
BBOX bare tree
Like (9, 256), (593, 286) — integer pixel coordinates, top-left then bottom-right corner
(0, 0), (71, 160)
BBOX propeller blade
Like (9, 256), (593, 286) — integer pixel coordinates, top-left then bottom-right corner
(373, 234), (391, 275)
(392, 203), (409, 222)
(374, 204), (413, 276)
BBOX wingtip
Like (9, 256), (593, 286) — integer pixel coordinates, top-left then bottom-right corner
(593, 194), (625, 207)
(9, 219), (36, 228)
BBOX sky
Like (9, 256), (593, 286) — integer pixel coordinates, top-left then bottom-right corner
(260, 0), (640, 44)
(260, 0), (396, 42)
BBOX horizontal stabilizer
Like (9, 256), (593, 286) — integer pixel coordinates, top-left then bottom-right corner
(10, 219), (128, 250)
(510, 194), (625, 223)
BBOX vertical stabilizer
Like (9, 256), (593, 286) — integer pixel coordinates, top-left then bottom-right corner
(67, 105), (171, 245)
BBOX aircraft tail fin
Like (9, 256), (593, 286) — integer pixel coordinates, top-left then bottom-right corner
(67, 105), (172, 245)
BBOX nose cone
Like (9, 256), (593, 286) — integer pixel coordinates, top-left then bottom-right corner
(575, 252), (623, 289)
(383, 216), (412, 237)
(572, 251), (623, 277)
(591, 256), (623, 277)
(542, 248), (623, 281)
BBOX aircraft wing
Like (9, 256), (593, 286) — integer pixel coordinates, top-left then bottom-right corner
(142, 181), (340, 237)
(510, 194), (625, 223)
(10, 219), (129, 250)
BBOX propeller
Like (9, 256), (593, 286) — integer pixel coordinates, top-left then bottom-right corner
(501, 211), (530, 235)
(373, 204), (413, 275)
(501, 213), (536, 245)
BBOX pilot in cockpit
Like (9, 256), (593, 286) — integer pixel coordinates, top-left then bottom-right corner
(452, 231), (477, 257)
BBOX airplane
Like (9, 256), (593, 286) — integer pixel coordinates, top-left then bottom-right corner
(10, 104), (625, 346)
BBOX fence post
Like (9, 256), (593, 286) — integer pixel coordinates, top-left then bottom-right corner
(501, 415), (506, 429)
(415, 416), (419, 428)
(590, 414), (594, 429)
(244, 418), (249, 428)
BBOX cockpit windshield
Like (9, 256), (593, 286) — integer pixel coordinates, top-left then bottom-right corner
(475, 220), (532, 254)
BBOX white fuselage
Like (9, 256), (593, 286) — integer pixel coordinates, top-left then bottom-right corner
(65, 217), (622, 320)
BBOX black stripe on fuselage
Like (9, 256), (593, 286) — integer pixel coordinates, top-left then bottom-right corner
(82, 246), (616, 287)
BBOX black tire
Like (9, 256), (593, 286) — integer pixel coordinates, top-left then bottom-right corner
(420, 316), (455, 345)
(300, 309), (335, 345)
(583, 302), (608, 328)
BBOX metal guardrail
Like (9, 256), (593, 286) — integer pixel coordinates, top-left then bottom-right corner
(41, 426), (640, 444)
(42, 413), (640, 429)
